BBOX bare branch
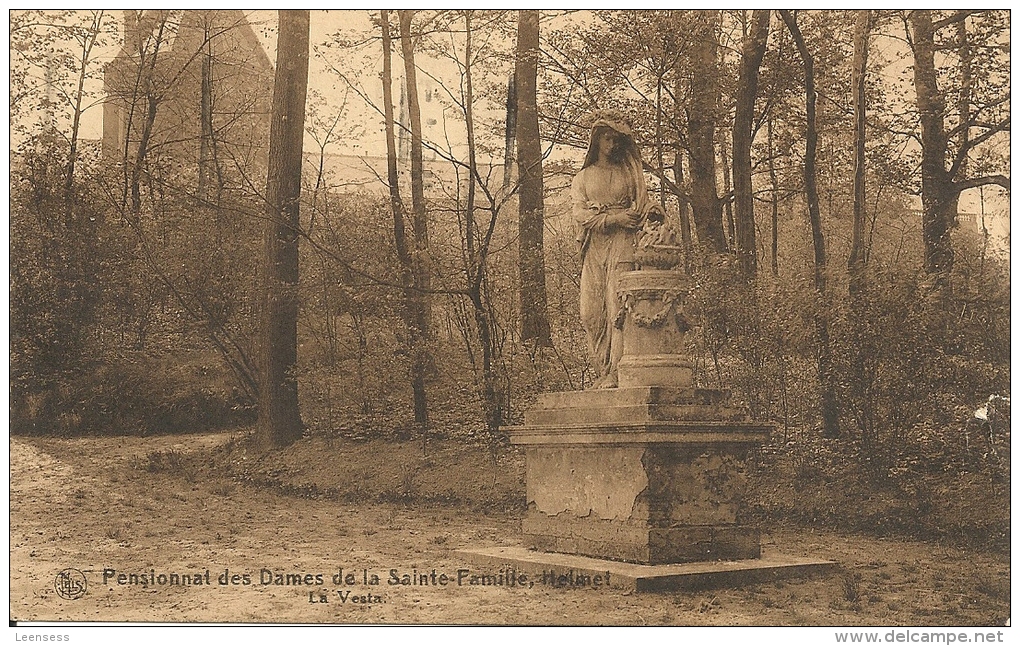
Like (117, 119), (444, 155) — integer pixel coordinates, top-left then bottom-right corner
(950, 117), (1010, 177)
(953, 174), (1010, 194)
(931, 10), (983, 32)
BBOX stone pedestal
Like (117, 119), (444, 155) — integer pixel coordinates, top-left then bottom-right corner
(511, 387), (769, 564)
(507, 267), (771, 566)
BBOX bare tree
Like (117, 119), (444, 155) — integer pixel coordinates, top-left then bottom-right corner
(847, 10), (875, 447)
(197, 19), (223, 204)
(61, 11), (108, 227)
(122, 11), (171, 218)
(780, 9), (839, 439)
(455, 11), (509, 433)
(398, 9), (432, 439)
(99, 11), (272, 402)
(907, 10), (1010, 284)
(380, 10), (430, 443)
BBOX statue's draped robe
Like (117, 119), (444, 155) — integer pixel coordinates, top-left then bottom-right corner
(571, 163), (640, 387)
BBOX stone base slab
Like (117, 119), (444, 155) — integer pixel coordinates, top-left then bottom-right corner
(523, 515), (760, 564)
(455, 546), (837, 592)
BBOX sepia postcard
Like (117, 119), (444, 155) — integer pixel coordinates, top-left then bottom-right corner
(8, 9), (1010, 640)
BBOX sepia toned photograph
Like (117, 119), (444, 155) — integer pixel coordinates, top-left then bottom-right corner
(8, 9), (1010, 634)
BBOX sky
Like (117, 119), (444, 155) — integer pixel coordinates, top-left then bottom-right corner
(57, 10), (368, 142)
(58, 10), (503, 163)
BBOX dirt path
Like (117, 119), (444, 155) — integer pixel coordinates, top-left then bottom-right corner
(9, 434), (1010, 625)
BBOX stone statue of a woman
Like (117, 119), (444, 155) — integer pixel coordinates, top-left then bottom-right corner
(571, 114), (663, 388)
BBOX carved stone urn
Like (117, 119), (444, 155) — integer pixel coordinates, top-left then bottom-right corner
(616, 221), (692, 388)
(616, 268), (692, 388)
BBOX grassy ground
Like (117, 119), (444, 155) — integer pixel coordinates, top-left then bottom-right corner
(9, 430), (1010, 625)
(219, 430), (1010, 549)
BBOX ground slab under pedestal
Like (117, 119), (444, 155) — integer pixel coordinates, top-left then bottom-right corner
(455, 546), (836, 593)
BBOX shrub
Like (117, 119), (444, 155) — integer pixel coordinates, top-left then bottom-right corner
(10, 351), (255, 436)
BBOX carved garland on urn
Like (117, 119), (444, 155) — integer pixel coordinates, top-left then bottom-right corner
(618, 288), (691, 330)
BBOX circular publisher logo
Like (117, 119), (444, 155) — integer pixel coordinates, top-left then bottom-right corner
(54, 568), (87, 600)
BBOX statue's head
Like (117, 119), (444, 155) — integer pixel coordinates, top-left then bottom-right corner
(588, 109), (634, 137)
(583, 110), (638, 168)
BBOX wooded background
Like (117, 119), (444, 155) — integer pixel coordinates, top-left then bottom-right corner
(9, 11), (1010, 490)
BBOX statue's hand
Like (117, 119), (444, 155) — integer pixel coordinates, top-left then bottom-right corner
(608, 210), (642, 230)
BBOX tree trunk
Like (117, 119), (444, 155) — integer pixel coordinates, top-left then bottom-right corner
(848, 10), (870, 293)
(198, 34), (215, 203)
(462, 12), (504, 433)
(687, 11), (727, 253)
(673, 75), (694, 273)
(674, 149), (694, 274)
(380, 10), (430, 441)
(780, 10), (839, 439)
(398, 10), (432, 437)
(909, 10), (955, 281)
(848, 10), (875, 447)
(127, 17), (169, 219)
(766, 115), (779, 276)
(380, 10), (412, 292)
(515, 9), (552, 346)
(721, 143), (735, 248)
(946, 16), (973, 246)
(64, 11), (104, 229)
(399, 11), (429, 260)
(119, 11), (167, 214)
(503, 75), (516, 191)
(257, 9), (309, 449)
(732, 9), (770, 279)
(131, 94), (157, 217)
